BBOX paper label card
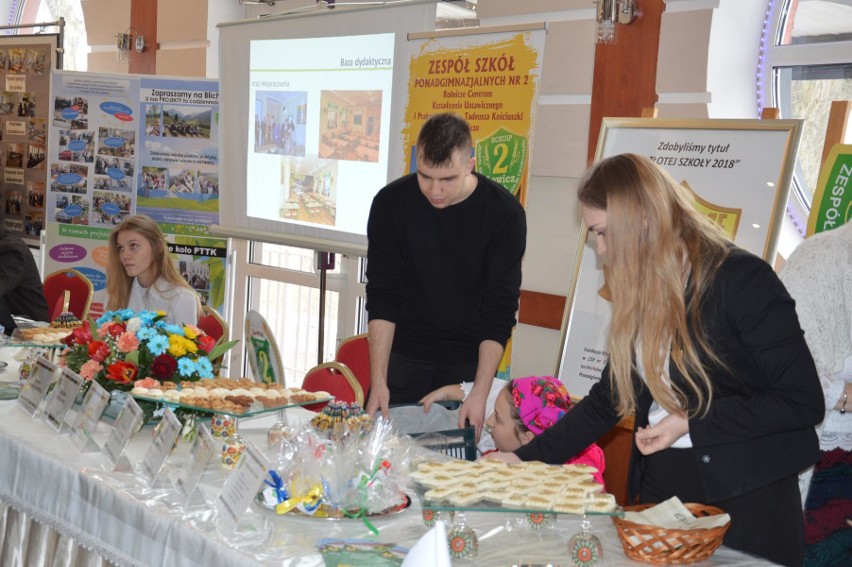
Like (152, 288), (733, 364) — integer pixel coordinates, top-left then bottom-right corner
(103, 395), (143, 465)
(140, 408), (182, 484)
(70, 381), (110, 449)
(175, 424), (217, 503)
(43, 368), (84, 431)
(215, 442), (269, 534)
(17, 356), (57, 416)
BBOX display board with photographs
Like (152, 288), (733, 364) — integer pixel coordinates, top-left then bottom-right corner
(0, 35), (58, 243)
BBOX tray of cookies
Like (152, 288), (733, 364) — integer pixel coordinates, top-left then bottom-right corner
(3, 326), (73, 347)
(411, 459), (622, 516)
(130, 377), (332, 417)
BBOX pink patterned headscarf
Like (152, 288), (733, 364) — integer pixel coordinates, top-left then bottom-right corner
(511, 376), (573, 435)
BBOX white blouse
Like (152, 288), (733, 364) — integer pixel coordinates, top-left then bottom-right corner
(127, 277), (199, 326)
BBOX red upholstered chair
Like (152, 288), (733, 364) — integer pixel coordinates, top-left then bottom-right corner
(301, 361), (364, 411)
(335, 333), (370, 400)
(42, 269), (93, 322)
(197, 305), (228, 343)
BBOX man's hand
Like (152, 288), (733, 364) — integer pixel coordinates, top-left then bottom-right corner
(634, 413), (689, 455)
(365, 385), (390, 419)
(459, 387), (488, 441)
(483, 451), (521, 464)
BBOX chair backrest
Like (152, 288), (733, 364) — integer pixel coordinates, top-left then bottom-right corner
(301, 361), (364, 411)
(197, 305), (228, 342)
(335, 333), (370, 399)
(43, 269), (93, 321)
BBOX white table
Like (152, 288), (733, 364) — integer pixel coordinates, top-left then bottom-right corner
(0, 348), (779, 566)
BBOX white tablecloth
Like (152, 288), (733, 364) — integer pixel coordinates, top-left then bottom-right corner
(0, 347), (779, 566)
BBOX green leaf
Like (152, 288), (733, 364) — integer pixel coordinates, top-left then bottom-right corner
(207, 338), (239, 362)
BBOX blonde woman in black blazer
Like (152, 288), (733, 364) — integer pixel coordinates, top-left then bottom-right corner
(489, 154), (824, 566)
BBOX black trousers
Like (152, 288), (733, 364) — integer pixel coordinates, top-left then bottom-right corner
(639, 447), (804, 567)
(386, 352), (478, 404)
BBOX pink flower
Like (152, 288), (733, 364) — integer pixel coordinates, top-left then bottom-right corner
(116, 331), (140, 353)
(79, 360), (103, 381)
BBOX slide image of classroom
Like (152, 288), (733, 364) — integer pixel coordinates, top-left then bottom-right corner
(279, 157), (337, 226)
(54, 194), (90, 225)
(9, 47), (47, 74)
(145, 104), (162, 136)
(49, 163), (88, 193)
(254, 90), (307, 157)
(162, 105), (212, 138)
(97, 127), (136, 158)
(26, 181), (45, 208)
(93, 190), (131, 227)
(318, 90), (381, 163)
(58, 129), (95, 163)
(27, 118), (46, 144)
(27, 143), (45, 169)
(6, 142), (25, 167)
(53, 96), (89, 129)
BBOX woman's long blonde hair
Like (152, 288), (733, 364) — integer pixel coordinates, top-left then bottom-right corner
(578, 154), (732, 418)
(106, 215), (200, 313)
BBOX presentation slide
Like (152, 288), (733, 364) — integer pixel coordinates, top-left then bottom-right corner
(247, 33), (394, 237)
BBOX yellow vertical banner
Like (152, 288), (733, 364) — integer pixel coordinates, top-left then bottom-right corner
(403, 26), (545, 379)
(403, 26), (546, 207)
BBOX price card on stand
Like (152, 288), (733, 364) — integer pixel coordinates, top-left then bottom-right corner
(175, 424), (217, 504)
(140, 407), (182, 485)
(70, 381), (110, 451)
(43, 368), (84, 432)
(215, 441), (270, 534)
(103, 395), (143, 471)
(17, 356), (57, 416)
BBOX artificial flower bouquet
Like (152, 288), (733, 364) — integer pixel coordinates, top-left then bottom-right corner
(62, 309), (238, 405)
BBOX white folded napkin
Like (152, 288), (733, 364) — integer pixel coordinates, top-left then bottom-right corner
(625, 496), (730, 530)
(401, 520), (451, 567)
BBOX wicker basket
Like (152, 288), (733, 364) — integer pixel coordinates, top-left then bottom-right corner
(612, 503), (730, 565)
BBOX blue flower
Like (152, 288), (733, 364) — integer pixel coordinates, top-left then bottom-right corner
(137, 311), (158, 325)
(96, 311), (116, 326)
(136, 326), (157, 341)
(118, 308), (135, 320)
(177, 358), (197, 377)
(147, 334), (169, 356)
(195, 357), (213, 378)
(157, 322), (185, 337)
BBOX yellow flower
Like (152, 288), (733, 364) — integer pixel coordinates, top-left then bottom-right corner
(168, 334), (187, 357)
(183, 326), (198, 340)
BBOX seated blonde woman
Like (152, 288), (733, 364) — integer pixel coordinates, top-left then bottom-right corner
(106, 215), (200, 324)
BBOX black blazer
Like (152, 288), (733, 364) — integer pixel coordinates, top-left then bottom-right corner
(515, 249), (824, 502)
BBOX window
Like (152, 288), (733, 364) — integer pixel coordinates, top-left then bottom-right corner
(30, 0), (88, 71)
(229, 241), (366, 387)
(769, 0), (852, 207)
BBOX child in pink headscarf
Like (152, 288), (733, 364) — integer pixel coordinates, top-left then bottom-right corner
(485, 376), (606, 486)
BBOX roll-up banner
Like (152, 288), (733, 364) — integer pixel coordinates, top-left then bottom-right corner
(43, 71), (226, 319)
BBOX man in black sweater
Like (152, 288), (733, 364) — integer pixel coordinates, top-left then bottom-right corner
(0, 226), (49, 333)
(365, 113), (526, 438)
